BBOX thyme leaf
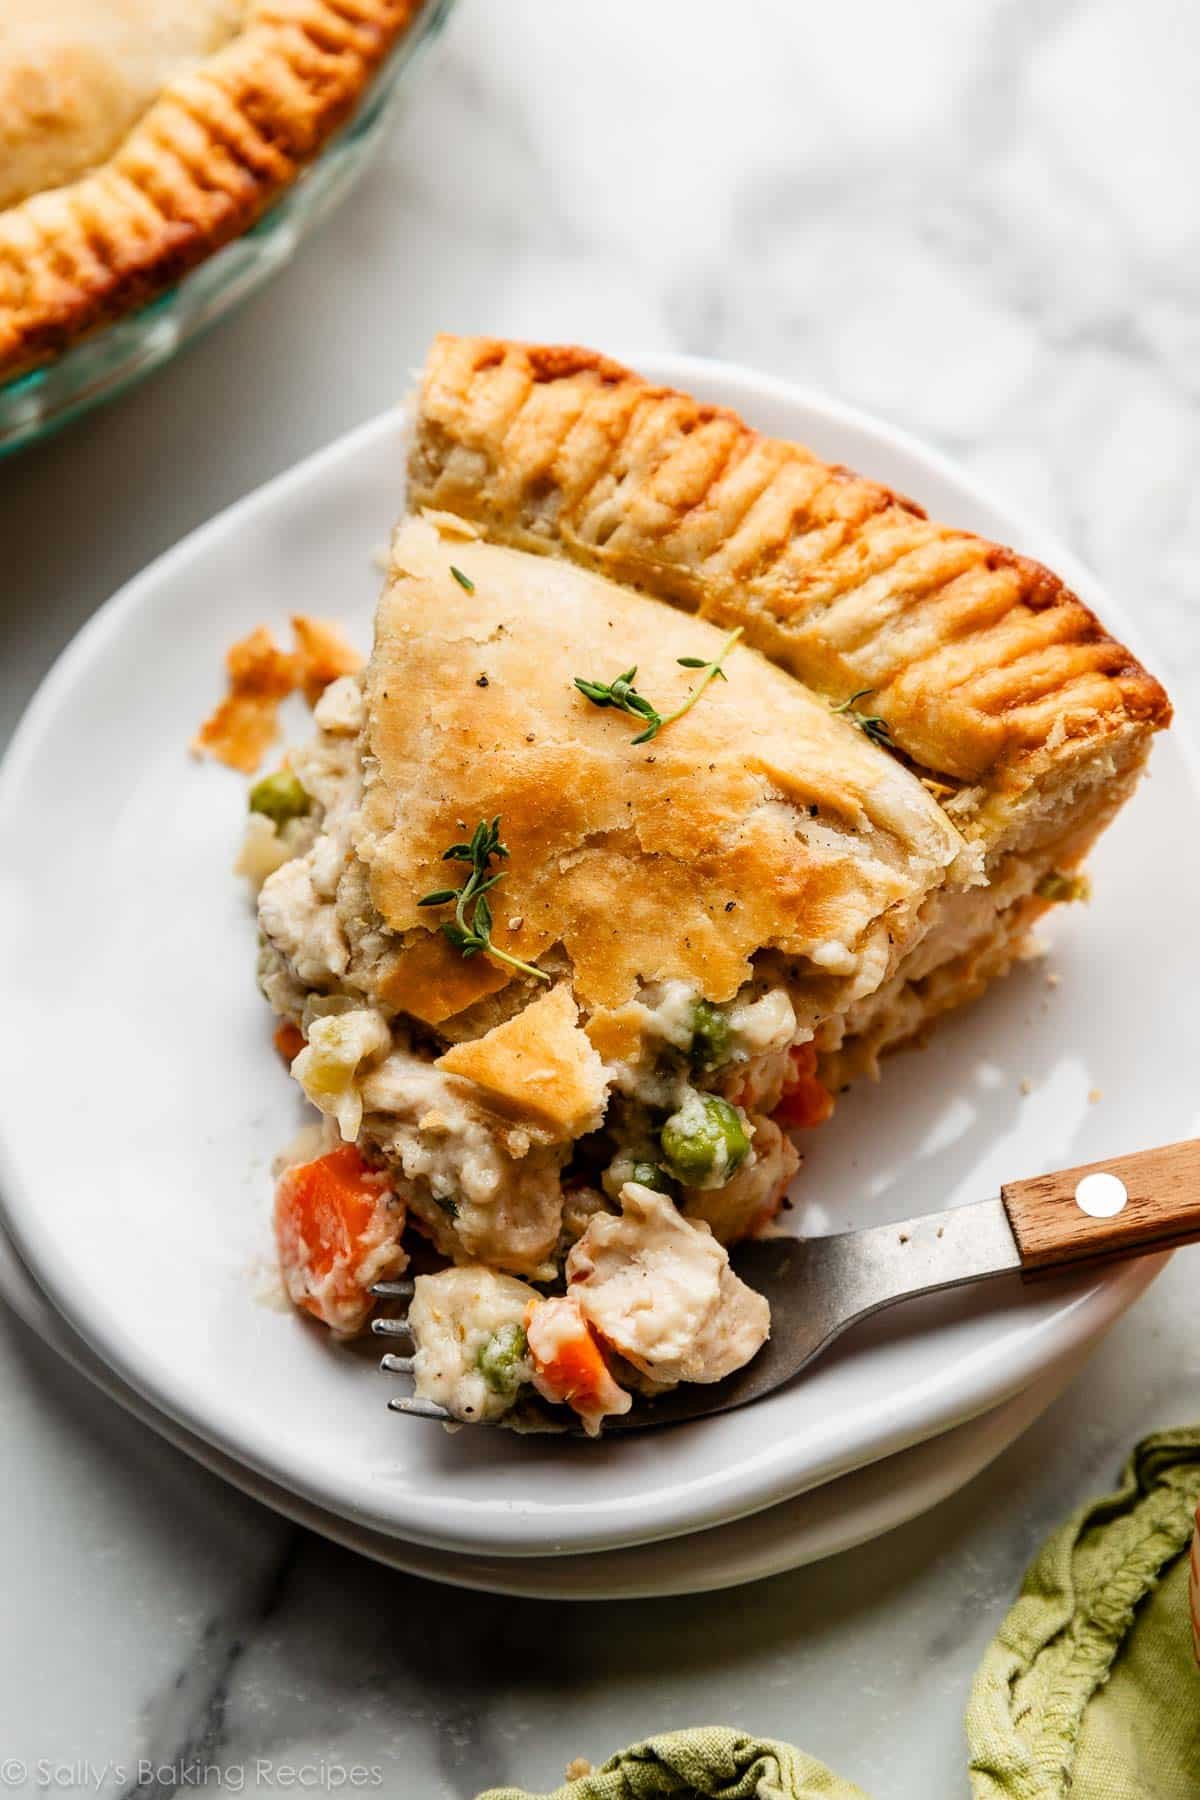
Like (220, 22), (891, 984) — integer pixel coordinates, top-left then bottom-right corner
(574, 627), (744, 745)
(419, 815), (549, 983)
(450, 565), (475, 593)
(572, 667), (660, 729)
(830, 687), (893, 750)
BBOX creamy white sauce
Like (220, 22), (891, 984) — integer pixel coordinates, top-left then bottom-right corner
(810, 939), (858, 974)
(728, 986), (796, 1055)
(359, 1051), (565, 1276)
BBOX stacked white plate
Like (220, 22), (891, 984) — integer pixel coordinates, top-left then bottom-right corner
(0, 359), (1195, 1598)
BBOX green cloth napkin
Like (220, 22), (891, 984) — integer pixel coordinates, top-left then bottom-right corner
(477, 1728), (866, 1800)
(478, 1430), (1200, 1800)
(967, 1427), (1200, 1799)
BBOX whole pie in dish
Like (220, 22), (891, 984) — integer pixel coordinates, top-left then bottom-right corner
(0, 0), (423, 380)
(237, 336), (1170, 1435)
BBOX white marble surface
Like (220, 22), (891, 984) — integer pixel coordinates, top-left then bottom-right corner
(1, 1), (1199, 1794)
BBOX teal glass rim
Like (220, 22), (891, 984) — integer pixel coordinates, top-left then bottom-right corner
(0, 0), (456, 460)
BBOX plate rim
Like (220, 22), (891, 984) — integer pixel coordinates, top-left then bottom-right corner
(0, 1217), (1096, 1600)
(0, 358), (1190, 1557)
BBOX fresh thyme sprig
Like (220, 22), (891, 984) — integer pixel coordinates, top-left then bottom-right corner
(418, 816), (549, 983)
(574, 626), (744, 745)
(573, 667), (660, 736)
(830, 687), (893, 749)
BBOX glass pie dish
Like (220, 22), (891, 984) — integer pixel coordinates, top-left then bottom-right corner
(0, 0), (456, 461)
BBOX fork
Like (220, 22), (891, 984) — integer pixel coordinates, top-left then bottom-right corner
(372, 1136), (1200, 1433)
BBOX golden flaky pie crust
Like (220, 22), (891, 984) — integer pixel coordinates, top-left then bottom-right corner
(435, 984), (607, 1142)
(356, 516), (964, 1023)
(0, 0), (422, 379)
(409, 336), (1171, 795)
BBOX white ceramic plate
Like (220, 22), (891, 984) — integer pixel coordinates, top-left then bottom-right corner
(0, 357), (1193, 1559)
(0, 1220), (1091, 1599)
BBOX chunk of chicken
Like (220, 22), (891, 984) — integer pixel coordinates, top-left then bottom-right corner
(566, 1182), (770, 1387)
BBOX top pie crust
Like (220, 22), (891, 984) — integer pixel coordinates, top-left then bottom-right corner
(0, 0), (422, 379)
(355, 515), (964, 1022)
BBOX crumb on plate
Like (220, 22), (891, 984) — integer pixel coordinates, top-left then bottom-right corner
(192, 617), (363, 772)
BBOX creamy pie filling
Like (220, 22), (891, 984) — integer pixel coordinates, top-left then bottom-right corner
(246, 653), (1097, 1433)
(246, 677), (856, 1428)
(247, 685), (1106, 1432)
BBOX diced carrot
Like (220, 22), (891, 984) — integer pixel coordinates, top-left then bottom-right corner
(273, 1021), (306, 1064)
(274, 1145), (405, 1335)
(773, 1042), (836, 1130)
(525, 1297), (630, 1429)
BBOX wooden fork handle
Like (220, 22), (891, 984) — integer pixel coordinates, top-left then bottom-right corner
(1002, 1137), (1200, 1276)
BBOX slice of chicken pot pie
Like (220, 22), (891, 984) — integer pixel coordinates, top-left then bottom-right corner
(249, 337), (1169, 1434)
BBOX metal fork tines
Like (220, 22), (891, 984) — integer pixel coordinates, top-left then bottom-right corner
(369, 1280), (451, 1421)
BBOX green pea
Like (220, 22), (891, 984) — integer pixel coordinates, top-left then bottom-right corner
(629, 1160), (675, 1195)
(689, 999), (733, 1070)
(660, 1092), (750, 1188)
(249, 769), (311, 827)
(476, 1322), (528, 1395)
